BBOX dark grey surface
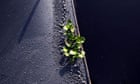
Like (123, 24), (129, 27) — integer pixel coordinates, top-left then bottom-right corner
(0, 0), (57, 83)
(0, 0), (37, 53)
(0, 0), (89, 84)
(75, 0), (140, 84)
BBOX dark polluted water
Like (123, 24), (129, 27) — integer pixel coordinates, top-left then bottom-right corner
(75, 0), (140, 84)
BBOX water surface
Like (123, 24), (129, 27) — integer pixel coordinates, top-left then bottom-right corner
(75, 0), (140, 84)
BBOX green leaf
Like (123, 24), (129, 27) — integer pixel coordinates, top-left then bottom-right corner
(62, 19), (86, 62)
(63, 19), (75, 33)
(67, 19), (72, 24)
(63, 20), (72, 31)
(64, 52), (70, 57)
(76, 36), (85, 44)
(76, 43), (82, 49)
(70, 25), (75, 33)
(62, 47), (68, 53)
(64, 40), (71, 47)
(69, 50), (77, 55)
(63, 25), (69, 31)
(77, 50), (85, 58)
(81, 50), (85, 56)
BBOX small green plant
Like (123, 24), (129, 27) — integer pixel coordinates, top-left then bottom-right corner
(62, 19), (86, 63)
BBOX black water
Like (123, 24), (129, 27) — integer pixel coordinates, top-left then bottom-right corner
(75, 0), (140, 84)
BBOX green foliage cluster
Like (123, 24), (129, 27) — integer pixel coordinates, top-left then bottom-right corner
(62, 20), (86, 62)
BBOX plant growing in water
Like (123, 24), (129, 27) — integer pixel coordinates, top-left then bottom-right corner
(62, 19), (86, 63)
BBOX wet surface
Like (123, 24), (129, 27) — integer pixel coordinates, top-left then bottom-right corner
(75, 0), (140, 84)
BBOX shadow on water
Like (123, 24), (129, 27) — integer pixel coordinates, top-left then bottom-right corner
(18, 0), (40, 43)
